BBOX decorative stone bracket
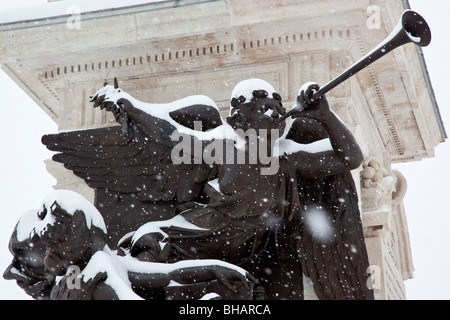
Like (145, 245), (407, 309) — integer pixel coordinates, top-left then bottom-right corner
(360, 156), (407, 228)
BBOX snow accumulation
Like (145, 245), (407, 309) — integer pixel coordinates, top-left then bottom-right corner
(81, 250), (142, 300)
(207, 178), (222, 193)
(121, 256), (249, 277)
(230, 78), (277, 104)
(199, 293), (221, 300)
(131, 214), (207, 245)
(0, 0), (167, 24)
(79, 248), (250, 300)
(98, 84), (235, 143)
(276, 137), (332, 156)
(293, 81), (318, 110)
(98, 82), (335, 156)
(32, 189), (107, 236)
(15, 210), (40, 242)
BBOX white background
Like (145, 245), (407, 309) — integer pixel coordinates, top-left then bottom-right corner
(0, 0), (448, 299)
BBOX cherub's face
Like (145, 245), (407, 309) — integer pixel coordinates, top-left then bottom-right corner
(36, 204), (92, 276)
(3, 237), (54, 299)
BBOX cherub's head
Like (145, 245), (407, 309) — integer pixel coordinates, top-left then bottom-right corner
(3, 210), (55, 299)
(227, 79), (286, 135)
(33, 190), (108, 277)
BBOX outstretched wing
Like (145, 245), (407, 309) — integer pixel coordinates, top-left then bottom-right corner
(42, 100), (223, 203)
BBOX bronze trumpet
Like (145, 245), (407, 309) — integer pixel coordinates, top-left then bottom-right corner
(278, 10), (431, 122)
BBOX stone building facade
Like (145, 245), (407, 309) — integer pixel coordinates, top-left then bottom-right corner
(0, 0), (446, 299)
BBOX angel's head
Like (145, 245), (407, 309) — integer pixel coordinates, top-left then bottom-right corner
(227, 79), (286, 135)
(34, 190), (108, 276)
(3, 210), (55, 299)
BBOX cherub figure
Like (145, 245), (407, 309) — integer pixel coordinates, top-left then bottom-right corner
(23, 189), (256, 300)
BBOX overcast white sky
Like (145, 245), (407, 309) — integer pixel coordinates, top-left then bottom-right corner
(0, 0), (449, 300)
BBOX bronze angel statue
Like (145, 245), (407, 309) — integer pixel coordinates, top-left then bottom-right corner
(22, 77), (374, 300)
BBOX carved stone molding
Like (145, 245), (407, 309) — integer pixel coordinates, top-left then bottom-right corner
(360, 156), (399, 215)
(39, 42), (236, 82)
(354, 32), (405, 156)
(39, 26), (355, 84)
(361, 157), (407, 206)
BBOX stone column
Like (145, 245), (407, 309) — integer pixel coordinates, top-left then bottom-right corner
(45, 85), (97, 203)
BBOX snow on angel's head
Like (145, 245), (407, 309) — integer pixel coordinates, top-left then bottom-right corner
(33, 189), (107, 236)
(230, 78), (278, 105)
(30, 190), (109, 277)
(227, 79), (285, 133)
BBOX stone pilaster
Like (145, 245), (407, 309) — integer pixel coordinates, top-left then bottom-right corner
(360, 156), (412, 299)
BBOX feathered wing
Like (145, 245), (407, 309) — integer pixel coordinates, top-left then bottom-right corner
(285, 118), (374, 300)
(42, 103), (222, 204)
(296, 174), (374, 300)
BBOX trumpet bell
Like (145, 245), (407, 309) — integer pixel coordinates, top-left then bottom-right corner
(402, 10), (431, 47)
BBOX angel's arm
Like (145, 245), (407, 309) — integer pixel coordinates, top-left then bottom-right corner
(287, 84), (363, 178)
(128, 264), (255, 292)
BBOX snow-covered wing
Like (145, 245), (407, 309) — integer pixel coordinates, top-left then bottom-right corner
(42, 106), (221, 203)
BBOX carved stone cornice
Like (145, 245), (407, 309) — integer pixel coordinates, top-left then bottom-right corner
(38, 24), (356, 84)
(354, 31), (405, 156)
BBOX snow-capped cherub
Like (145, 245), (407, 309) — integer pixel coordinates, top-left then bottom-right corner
(30, 190), (256, 300)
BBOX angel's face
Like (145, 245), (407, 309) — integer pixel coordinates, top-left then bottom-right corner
(37, 206), (92, 276)
(3, 237), (54, 299)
